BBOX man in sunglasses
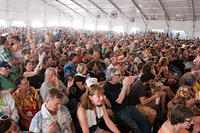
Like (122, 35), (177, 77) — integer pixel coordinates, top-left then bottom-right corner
(0, 61), (17, 93)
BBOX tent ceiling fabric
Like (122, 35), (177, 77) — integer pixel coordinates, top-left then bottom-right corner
(48, 0), (200, 21)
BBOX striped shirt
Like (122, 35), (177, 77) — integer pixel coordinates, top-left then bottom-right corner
(0, 46), (18, 73)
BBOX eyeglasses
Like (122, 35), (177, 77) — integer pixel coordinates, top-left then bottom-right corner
(185, 119), (192, 123)
(0, 114), (10, 121)
(113, 74), (121, 77)
(5, 66), (11, 69)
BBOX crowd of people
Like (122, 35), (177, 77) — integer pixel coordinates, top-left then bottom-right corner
(0, 26), (200, 133)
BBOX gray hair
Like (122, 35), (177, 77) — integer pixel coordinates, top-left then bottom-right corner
(45, 67), (57, 81)
(184, 73), (196, 86)
(106, 67), (120, 81)
(76, 63), (86, 73)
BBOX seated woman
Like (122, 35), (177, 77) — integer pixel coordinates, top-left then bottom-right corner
(71, 63), (87, 100)
(77, 80), (120, 133)
(157, 57), (177, 87)
(176, 73), (200, 114)
(87, 60), (105, 85)
(158, 104), (193, 133)
(23, 52), (45, 89)
(0, 84), (19, 123)
(12, 75), (42, 130)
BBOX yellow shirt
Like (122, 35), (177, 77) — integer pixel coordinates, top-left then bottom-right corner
(193, 82), (200, 93)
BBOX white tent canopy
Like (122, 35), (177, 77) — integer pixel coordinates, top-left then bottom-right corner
(0, 0), (200, 38)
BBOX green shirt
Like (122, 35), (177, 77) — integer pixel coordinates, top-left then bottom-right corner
(0, 72), (17, 90)
(0, 46), (19, 74)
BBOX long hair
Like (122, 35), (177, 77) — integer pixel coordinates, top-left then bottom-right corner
(80, 84), (104, 110)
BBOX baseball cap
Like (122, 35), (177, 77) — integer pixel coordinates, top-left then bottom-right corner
(86, 78), (99, 88)
(0, 61), (11, 69)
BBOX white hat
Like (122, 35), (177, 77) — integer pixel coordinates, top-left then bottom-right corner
(86, 78), (99, 88)
(2, 33), (8, 37)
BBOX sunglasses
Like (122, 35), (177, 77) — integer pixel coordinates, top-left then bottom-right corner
(185, 119), (192, 123)
(0, 114), (10, 121)
(5, 65), (11, 69)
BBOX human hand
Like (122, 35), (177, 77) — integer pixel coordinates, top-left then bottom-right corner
(128, 76), (135, 85)
(153, 92), (160, 99)
(39, 52), (45, 62)
(107, 109), (114, 117)
(195, 91), (200, 101)
(54, 76), (59, 88)
(67, 79), (74, 88)
(47, 122), (59, 133)
(122, 77), (130, 87)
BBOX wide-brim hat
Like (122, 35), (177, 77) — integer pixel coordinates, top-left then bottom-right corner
(118, 55), (127, 63)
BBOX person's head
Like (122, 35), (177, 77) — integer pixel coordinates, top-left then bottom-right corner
(43, 56), (53, 68)
(15, 75), (30, 91)
(143, 64), (151, 74)
(0, 36), (8, 46)
(82, 50), (89, 60)
(69, 52), (77, 63)
(106, 67), (122, 84)
(140, 73), (155, 85)
(87, 60), (98, 72)
(105, 50), (113, 58)
(11, 36), (20, 44)
(45, 67), (58, 83)
(76, 63), (87, 75)
(183, 73), (196, 88)
(93, 51), (100, 60)
(45, 88), (63, 113)
(53, 49), (61, 59)
(136, 51), (143, 58)
(55, 42), (61, 49)
(110, 57), (118, 66)
(127, 53), (134, 61)
(60, 52), (67, 60)
(80, 84), (104, 109)
(24, 60), (34, 72)
(159, 57), (169, 66)
(169, 104), (193, 129)
(0, 61), (11, 77)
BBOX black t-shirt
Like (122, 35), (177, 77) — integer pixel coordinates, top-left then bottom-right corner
(129, 80), (146, 106)
(103, 81), (129, 113)
(73, 75), (86, 100)
(27, 75), (42, 89)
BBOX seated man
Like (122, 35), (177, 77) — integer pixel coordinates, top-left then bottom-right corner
(12, 75), (42, 130)
(103, 67), (151, 133)
(40, 67), (69, 105)
(129, 73), (166, 127)
(0, 61), (17, 93)
(29, 88), (75, 133)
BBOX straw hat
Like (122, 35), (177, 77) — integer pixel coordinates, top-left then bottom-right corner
(118, 55), (127, 63)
